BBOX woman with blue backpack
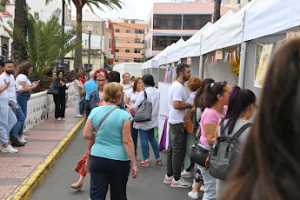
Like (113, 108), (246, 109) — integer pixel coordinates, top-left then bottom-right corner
(213, 86), (256, 198)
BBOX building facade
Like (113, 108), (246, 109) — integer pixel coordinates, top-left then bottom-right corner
(222, 0), (252, 8)
(145, 1), (214, 59)
(70, 9), (106, 71)
(111, 19), (146, 64)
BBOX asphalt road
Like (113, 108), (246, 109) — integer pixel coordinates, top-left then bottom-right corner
(30, 129), (191, 200)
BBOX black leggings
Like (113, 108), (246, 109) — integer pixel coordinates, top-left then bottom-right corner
(53, 95), (66, 119)
(89, 156), (130, 200)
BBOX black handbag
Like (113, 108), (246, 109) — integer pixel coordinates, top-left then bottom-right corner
(191, 144), (210, 168)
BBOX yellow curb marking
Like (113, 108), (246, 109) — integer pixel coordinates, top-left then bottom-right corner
(5, 118), (85, 200)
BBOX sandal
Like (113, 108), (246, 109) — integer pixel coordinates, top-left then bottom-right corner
(70, 182), (83, 191)
(156, 159), (163, 166)
(140, 159), (150, 167)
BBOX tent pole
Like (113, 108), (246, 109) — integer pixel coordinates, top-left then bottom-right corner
(238, 42), (247, 88)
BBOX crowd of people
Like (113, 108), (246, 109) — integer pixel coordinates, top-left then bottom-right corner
(67, 69), (161, 200)
(0, 60), (39, 153)
(75, 38), (300, 200)
(2, 38), (300, 200)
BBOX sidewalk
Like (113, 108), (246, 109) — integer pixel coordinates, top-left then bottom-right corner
(0, 108), (84, 200)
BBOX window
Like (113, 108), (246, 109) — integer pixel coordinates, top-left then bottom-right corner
(134, 58), (144, 63)
(125, 49), (130, 53)
(125, 59), (130, 62)
(115, 49), (119, 53)
(134, 49), (141, 54)
(135, 38), (141, 43)
(135, 29), (145, 34)
(115, 59), (119, 63)
(115, 29), (120, 33)
(152, 36), (181, 51)
(126, 30), (131, 33)
(183, 15), (212, 30)
(153, 14), (181, 30)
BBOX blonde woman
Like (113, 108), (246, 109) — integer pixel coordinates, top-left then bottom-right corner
(83, 83), (138, 200)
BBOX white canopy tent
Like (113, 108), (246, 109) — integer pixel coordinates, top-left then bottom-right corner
(243, 0), (300, 41)
(158, 38), (186, 66)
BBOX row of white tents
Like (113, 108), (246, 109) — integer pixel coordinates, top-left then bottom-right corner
(143, 0), (300, 95)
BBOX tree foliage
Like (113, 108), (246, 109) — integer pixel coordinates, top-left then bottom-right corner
(7, 13), (78, 78)
(46, 0), (122, 70)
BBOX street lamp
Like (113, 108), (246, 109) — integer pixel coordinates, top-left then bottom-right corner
(87, 25), (93, 70)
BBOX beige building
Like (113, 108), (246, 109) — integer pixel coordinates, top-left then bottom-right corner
(223, 0), (252, 8)
(112, 19), (146, 64)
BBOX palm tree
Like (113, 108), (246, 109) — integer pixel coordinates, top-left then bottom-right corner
(47, 0), (122, 71)
(6, 13), (77, 78)
(13, 0), (28, 63)
(213, 0), (222, 23)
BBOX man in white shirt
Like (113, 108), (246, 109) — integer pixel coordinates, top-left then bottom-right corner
(1, 61), (27, 147)
(163, 63), (192, 188)
(0, 62), (18, 153)
(122, 72), (133, 99)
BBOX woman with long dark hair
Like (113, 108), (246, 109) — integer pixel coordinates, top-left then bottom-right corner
(220, 39), (300, 200)
(188, 78), (215, 199)
(216, 86), (256, 198)
(50, 71), (67, 120)
(126, 77), (144, 155)
(199, 81), (230, 200)
(16, 61), (39, 119)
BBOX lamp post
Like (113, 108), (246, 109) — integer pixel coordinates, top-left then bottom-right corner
(87, 25), (92, 70)
(61, 0), (65, 67)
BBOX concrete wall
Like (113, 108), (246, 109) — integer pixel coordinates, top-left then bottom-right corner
(25, 82), (78, 131)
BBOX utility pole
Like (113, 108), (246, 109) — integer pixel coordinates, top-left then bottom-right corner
(61, 0), (65, 68)
(88, 30), (91, 70)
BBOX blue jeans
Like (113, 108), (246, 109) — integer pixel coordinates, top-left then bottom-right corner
(17, 92), (30, 118)
(199, 166), (216, 200)
(10, 104), (26, 138)
(139, 128), (160, 161)
(131, 126), (138, 155)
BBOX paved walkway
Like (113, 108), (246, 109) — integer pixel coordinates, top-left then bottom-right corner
(30, 128), (191, 200)
(0, 108), (82, 200)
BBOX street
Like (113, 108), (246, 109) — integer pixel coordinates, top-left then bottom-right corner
(30, 129), (190, 200)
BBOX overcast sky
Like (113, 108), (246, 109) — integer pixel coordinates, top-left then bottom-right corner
(91, 0), (181, 21)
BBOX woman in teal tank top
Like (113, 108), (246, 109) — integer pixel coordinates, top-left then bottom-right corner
(83, 83), (138, 200)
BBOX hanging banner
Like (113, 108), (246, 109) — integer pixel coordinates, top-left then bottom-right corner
(254, 43), (274, 88)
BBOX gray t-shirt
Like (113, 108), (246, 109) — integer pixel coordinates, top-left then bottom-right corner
(220, 118), (251, 145)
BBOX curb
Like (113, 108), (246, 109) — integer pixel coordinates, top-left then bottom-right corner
(5, 118), (85, 200)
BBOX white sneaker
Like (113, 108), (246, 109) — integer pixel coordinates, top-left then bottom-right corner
(61, 118), (66, 121)
(1, 144), (18, 153)
(57, 118), (62, 121)
(188, 191), (200, 199)
(18, 135), (27, 143)
(181, 170), (193, 178)
(163, 174), (173, 185)
(170, 178), (192, 188)
(75, 114), (83, 118)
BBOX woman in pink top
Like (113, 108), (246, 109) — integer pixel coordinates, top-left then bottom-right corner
(199, 81), (230, 200)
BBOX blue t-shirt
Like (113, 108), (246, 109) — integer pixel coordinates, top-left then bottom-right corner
(84, 79), (97, 100)
(89, 105), (132, 161)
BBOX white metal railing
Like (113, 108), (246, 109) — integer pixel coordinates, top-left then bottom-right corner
(24, 82), (78, 131)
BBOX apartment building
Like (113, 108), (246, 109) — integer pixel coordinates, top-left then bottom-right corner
(145, 1), (214, 59)
(223, 0), (252, 8)
(112, 19), (146, 64)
